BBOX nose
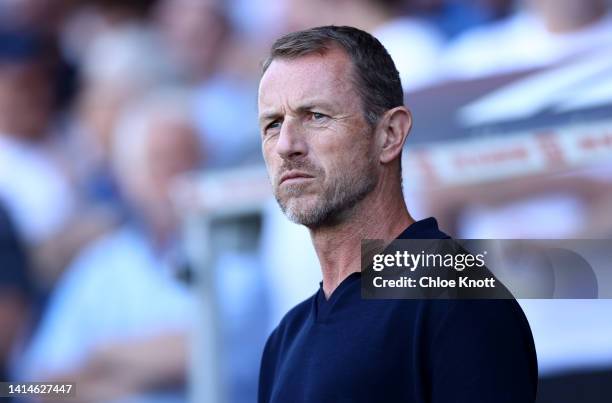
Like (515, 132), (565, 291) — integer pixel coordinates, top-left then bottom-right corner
(276, 118), (307, 160)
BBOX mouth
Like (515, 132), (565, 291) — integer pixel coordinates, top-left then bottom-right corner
(279, 171), (315, 185)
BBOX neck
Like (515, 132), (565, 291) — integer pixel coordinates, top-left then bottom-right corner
(310, 180), (413, 299)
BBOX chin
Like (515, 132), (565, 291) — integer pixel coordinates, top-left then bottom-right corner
(282, 198), (318, 224)
(287, 202), (338, 228)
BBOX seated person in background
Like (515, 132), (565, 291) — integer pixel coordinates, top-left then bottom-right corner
(13, 88), (202, 403)
(0, 28), (118, 292)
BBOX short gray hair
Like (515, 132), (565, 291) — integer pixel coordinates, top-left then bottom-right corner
(262, 25), (404, 127)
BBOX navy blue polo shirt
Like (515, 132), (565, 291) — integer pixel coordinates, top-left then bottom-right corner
(258, 217), (537, 403)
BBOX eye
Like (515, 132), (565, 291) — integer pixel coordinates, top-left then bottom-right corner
(264, 120), (282, 135)
(268, 120), (282, 129)
(311, 112), (327, 121)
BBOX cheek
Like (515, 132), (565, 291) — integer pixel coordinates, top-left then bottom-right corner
(330, 140), (374, 180)
(316, 135), (359, 171)
(325, 155), (350, 182)
(262, 142), (278, 172)
(263, 151), (286, 188)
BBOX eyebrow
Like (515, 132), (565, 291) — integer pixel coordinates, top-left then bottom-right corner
(258, 100), (337, 125)
(259, 112), (282, 126)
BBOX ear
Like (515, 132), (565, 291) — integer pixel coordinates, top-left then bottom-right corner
(376, 106), (412, 164)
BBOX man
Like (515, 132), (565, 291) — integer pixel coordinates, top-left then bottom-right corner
(257, 26), (538, 402)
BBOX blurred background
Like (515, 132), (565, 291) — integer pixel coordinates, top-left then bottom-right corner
(0, 0), (611, 402)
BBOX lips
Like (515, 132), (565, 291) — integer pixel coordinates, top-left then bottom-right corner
(279, 171), (314, 185)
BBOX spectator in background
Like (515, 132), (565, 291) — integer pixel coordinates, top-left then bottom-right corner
(154, 0), (261, 168)
(69, 23), (178, 208)
(442, 0), (612, 79)
(14, 88), (201, 402)
(283, 0), (445, 91)
(0, 29), (112, 291)
(0, 201), (32, 388)
(0, 29), (74, 245)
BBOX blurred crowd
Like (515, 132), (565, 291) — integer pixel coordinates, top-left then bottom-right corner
(1, 0), (611, 402)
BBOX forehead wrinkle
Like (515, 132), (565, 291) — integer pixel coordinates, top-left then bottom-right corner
(258, 48), (360, 119)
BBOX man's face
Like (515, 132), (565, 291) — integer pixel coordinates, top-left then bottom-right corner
(258, 47), (379, 228)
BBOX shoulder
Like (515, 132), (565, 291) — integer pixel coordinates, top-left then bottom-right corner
(266, 293), (316, 350)
(415, 299), (538, 401)
(259, 293), (316, 389)
(410, 298), (537, 367)
(418, 298), (534, 343)
(423, 299), (537, 376)
(433, 298), (530, 327)
(262, 291), (316, 363)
